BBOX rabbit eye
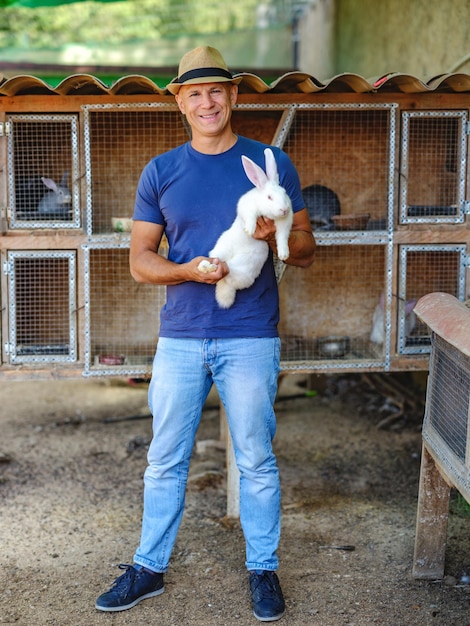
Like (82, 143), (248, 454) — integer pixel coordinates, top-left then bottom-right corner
(268, 194), (273, 201)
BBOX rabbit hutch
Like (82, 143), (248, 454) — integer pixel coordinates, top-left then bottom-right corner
(412, 292), (470, 580)
(0, 70), (469, 380)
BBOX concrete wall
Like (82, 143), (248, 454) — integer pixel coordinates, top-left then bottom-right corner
(298, 0), (336, 79)
(299, 0), (470, 79)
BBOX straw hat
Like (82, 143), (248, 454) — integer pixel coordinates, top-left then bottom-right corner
(166, 46), (242, 95)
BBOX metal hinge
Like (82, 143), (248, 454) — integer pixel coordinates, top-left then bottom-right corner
(464, 254), (470, 268)
(462, 200), (470, 214)
(0, 121), (11, 137)
(4, 343), (11, 355)
(3, 261), (12, 275)
(466, 121), (470, 135)
(0, 206), (11, 221)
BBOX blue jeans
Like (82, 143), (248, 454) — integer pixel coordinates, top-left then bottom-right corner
(133, 336), (281, 573)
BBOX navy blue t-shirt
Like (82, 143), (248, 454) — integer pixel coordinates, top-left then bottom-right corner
(133, 136), (304, 338)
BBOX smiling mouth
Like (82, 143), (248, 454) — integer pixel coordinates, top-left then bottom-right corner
(200, 112), (219, 119)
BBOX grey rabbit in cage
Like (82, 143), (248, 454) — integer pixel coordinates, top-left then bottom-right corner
(302, 183), (340, 230)
(15, 176), (46, 216)
(37, 172), (72, 215)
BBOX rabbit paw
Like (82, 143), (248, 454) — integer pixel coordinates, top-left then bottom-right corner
(277, 246), (289, 261)
(198, 260), (217, 273)
(243, 218), (257, 237)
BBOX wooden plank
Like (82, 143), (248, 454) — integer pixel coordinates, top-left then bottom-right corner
(413, 443), (452, 579)
(0, 365), (85, 379)
(281, 355), (430, 372)
(394, 228), (470, 245)
(388, 356), (429, 370)
(2, 91), (470, 114)
(0, 94), (177, 113)
(0, 233), (87, 250)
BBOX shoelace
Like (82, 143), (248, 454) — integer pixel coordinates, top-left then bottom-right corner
(111, 564), (137, 591)
(252, 572), (279, 599)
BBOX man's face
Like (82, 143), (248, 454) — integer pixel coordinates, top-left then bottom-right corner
(175, 82), (238, 139)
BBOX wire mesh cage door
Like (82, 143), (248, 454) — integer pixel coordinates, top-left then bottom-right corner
(7, 114), (80, 229)
(83, 104), (190, 236)
(275, 103), (396, 370)
(279, 243), (390, 371)
(5, 250), (77, 363)
(83, 243), (166, 377)
(398, 244), (467, 354)
(423, 333), (470, 489)
(400, 110), (468, 224)
(278, 104), (396, 233)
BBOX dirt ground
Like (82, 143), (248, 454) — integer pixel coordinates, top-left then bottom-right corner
(1, 371), (470, 626)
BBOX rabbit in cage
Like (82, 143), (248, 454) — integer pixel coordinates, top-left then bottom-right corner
(37, 172), (72, 215)
(302, 183), (340, 230)
(198, 148), (293, 308)
(370, 293), (417, 344)
(15, 176), (46, 217)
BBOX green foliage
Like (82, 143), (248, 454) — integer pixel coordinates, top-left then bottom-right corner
(0, 0), (271, 50)
(452, 491), (470, 517)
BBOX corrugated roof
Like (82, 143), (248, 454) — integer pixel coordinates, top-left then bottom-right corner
(1, 70), (470, 97)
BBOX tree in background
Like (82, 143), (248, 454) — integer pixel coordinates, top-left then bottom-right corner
(0, 0), (298, 50)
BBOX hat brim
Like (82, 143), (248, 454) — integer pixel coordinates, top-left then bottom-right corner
(166, 75), (242, 95)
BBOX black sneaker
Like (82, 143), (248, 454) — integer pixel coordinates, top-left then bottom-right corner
(249, 570), (285, 622)
(95, 563), (164, 612)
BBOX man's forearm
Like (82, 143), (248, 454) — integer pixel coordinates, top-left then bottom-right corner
(268, 229), (316, 268)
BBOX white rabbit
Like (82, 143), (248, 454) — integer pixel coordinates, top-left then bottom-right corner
(370, 293), (417, 344)
(198, 148), (293, 309)
(38, 172), (72, 215)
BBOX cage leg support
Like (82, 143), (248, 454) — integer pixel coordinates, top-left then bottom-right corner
(413, 443), (451, 579)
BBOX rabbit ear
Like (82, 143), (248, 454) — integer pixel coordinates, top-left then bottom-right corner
(405, 299), (417, 315)
(241, 155), (268, 189)
(264, 148), (279, 183)
(41, 177), (58, 192)
(60, 171), (69, 186)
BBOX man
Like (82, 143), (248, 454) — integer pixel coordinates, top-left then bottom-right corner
(95, 46), (316, 622)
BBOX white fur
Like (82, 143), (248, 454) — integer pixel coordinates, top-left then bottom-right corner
(370, 293), (417, 344)
(198, 260), (218, 273)
(198, 148), (293, 308)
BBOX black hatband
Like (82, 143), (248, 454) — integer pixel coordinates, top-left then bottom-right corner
(176, 67), (233, 84)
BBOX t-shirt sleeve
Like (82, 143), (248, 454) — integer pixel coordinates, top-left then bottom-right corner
(133, 161), (165, 225)
(277, 150), (305, 214)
